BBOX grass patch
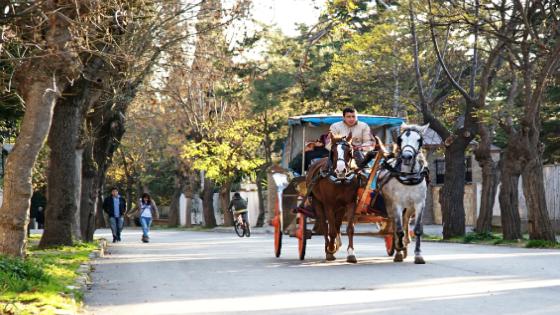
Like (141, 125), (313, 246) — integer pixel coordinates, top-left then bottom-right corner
(421, 234), (443, 241)
(463, 232), (501, 244)
(421, 231), (560, 249)
(525, 240), (560, 249)
(0, 239), (99, 315)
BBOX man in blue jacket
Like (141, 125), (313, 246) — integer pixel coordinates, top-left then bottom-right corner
(103, 187), (127, 243)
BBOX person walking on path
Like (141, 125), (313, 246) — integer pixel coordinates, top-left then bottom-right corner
(128, 193), (159, 243)
(103, 187), (127, 243)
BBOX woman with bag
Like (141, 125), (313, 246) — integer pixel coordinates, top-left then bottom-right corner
(128, 193), (160, 243)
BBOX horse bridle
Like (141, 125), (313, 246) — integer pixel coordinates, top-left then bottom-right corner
(397, 128), (424, 158)
(333, 140), (352, 164)
(323, 138), (356, 183)
(380, 128), (428, 186)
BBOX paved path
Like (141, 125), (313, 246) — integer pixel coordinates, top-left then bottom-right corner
(85, 228), (560, 315)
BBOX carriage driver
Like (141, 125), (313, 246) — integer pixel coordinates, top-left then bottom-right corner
(328, 107), (376, 169)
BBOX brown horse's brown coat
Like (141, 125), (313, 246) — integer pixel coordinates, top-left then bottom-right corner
(306, 153), (360, 261)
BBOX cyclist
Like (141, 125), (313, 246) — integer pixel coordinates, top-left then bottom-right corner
(228, 192), (249, 228)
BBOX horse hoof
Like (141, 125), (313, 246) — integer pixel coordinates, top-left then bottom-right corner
(346, 255), (357, 264)
(326, 253), (336, 261)
(414, 256), (426, 264)
(393, 252), (404, 262)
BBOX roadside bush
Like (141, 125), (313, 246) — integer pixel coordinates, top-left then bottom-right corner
(0, 255), (49, 293)
(463, 232), (500, 243)
(526, 240), (559, 248)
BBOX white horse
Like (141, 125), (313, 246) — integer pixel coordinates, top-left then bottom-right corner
(379, 123), (430, 264)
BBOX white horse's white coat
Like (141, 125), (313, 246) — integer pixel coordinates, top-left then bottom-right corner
(379, 123), (429, 264)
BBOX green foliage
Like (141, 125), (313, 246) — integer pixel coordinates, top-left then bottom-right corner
(183, 119), (265, 184)
(326, 19), (413, 113)
(463, 232), (501, 243)
(0, 47), (24, 143)
(250, 71), (295, 111)
(1, 241), (98, 314)
(542, 85), (560, 163)
(0, 256), (48, 292)
(525, 240), (560, 249)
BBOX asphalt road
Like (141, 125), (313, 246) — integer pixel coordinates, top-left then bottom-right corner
(85, 228), (560, 315)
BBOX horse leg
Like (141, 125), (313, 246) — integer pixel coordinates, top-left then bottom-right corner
(413, 203), (426, 264)
(334, 207), (345, 253)
(402, 208), (412, 259)
(393, 206), (405, 263)
(313, 200), (331, 260)
(325, 207), (338, 261)
(345, 202), (357, 263)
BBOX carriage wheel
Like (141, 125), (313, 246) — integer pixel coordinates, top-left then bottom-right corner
(273, 215), (282, 258)
(384, 235), (395, 256)
(297, 213), (307, 260)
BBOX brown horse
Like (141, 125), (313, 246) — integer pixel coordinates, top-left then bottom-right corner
(306, 133), (360, 263)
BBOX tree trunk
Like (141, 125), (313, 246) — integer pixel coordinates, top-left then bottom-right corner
(84, 94), (128, 232)
(202, 176), (217, 228)
(220, 182), (233, 227)
(183, 175), (195, 228)
(441, 139), (468, 239)
(80, 149), (98, 242)
(255, 165), (268, 227)
(168, 178), (183, 227)
(475, 157), (499, 234)
(0, 77), (64, 256)
(499, 169), (522, 240)
(186, 200), (193, 227)
(499, 147), (523, 240)
(119, 149), (134, 226)
(522, 132), (555, 241)
(95, 186), (107, 229)
(0, 1), (83, 257)
(474, 125), (500, 234)
(40, 86), (89, 248)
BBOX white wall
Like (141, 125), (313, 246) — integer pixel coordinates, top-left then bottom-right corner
(475, 164), (560, 227)
(179, 191), (261, 227)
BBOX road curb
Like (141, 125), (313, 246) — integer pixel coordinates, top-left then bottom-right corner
(72, 238), (107, 302)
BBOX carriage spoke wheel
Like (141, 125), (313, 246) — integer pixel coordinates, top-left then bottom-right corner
(273, 215), (282, 258)
(385, 234), (395, 256)
(297, 213), (307, 260)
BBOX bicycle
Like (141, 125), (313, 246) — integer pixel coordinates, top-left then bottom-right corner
(231, 209), (250, 237)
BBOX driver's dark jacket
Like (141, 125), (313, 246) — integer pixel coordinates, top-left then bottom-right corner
(289, 147), (329, 174)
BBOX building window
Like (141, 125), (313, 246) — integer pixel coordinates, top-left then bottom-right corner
(434, 156), (473, 184)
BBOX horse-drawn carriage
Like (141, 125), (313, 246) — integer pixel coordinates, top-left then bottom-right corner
(270, 114), (412, 262)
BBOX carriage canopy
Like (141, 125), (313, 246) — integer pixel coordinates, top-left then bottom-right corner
(281, 114), (405, 168)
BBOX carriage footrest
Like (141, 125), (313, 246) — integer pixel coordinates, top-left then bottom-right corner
(367, 207), (388, 218)
(368, 191), (388, 217)
(292, 206), (316, 219)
